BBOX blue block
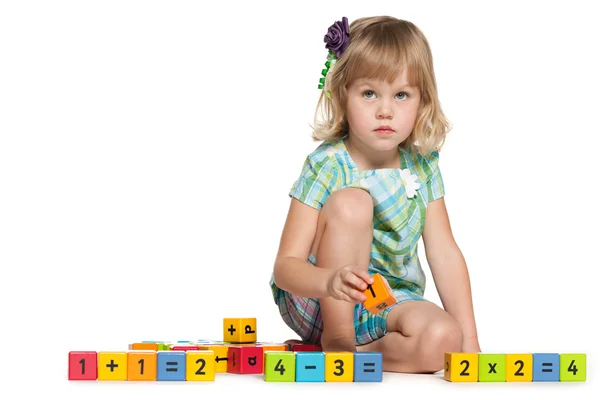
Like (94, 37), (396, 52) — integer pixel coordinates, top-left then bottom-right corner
(354, 352), (383, 382)
(533, 353), (560, 382)
(295, 352), (325, 382)
(157, 351), (186, 381)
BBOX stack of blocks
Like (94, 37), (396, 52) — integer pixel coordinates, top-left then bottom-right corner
(444, 352), (586, 382)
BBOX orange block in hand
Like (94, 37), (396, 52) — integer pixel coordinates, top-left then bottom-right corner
(362, 273), (396, 314)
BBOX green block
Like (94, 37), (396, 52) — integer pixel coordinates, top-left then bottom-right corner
(478, 354), (506, 382)
(560, 354), (586, 381)
(264, 352), (296, 382)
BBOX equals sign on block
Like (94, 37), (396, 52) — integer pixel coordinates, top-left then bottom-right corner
(166, 361), (178, 372)
(542, 363), (553, 372)
(363, 362), (376, 373)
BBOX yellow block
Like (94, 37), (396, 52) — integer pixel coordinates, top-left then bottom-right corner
(325, 352), (354, 382)
(506, 354), (532, 382)
(223, 318), (257, 343)
(186, 350), (215, 381)
(98, 351), (128, 381)
(127, 350), (157, 381)
(197, 345), (229, 373)
(444, 353), (478, 382)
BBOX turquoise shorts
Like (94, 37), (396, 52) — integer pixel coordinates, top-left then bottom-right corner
(273, 253), (426, 346)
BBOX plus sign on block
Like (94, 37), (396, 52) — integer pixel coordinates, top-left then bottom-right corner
(223, 318), (257, 343)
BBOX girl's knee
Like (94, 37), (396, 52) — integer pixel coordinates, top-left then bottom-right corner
(418, 319), (463, 371)
(322, 188), (373, 227)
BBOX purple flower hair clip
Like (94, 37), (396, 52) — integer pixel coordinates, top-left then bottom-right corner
(318, 17), (350, 97)
(324, 16), (350, 58)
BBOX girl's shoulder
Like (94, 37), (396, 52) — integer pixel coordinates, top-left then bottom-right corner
(401, 146), (441, 183)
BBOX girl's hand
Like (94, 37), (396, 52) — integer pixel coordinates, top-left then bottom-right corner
(326, 265), (374, 303)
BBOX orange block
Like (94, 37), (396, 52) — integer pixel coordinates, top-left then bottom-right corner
(129, 343), (158, 351)
(362, 273), (396, 314)
(127, 351), (157, 381)
(260, 345), (289, 352)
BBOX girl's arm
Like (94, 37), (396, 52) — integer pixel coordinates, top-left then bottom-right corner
(422, 197), (481, 351)
(272, 198), (334, 298)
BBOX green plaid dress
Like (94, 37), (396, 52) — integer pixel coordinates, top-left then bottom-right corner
(270, 136), (445, 345)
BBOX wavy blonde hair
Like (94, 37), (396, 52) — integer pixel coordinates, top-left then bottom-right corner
(311, 16), (451, 156)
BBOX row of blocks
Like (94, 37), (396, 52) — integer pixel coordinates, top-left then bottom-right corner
(445, 352), (586, 382)
(68, 347), (383, 382)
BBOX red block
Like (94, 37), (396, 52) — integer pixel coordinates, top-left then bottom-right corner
(170, 345), (199, 351)
(291, 343), (322, 352)
(68, 351), (98, 380)
(227, 345), (263, 374)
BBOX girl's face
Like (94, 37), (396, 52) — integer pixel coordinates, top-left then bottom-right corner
(345, 70), (421, 153)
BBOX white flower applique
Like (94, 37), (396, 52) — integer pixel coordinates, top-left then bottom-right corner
(400, 168), (420, 198)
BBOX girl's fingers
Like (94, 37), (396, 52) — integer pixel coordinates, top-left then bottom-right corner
(344, 273), (368, 291)
(344, 287), (367, 302)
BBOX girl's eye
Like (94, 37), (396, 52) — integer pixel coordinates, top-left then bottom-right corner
(361, 90), (410, 100)
(363, 90), (376, 99)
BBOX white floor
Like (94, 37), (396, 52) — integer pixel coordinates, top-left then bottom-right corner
(43, 370), (593, 400)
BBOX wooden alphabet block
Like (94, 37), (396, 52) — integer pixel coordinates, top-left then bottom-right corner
(223, 317), (257, 343)
(97, 351), (128, 381)
(68, 351), (97, 380)
(444, 352), (478, 382)
(157, 350), (186, 381)
(295, 352), (325, 382)
(560, 353), (586, 382)
(325, 352), (354, 382)
(362, 273), (396, 314)
(478, 354), (506, 382)
(186, 350), (215, 381)
(197, 344), (229, 373)
(353, 352), (383, 382)
(227, 345), (263, 374)
(506, 354), (532, 382)
(532, 353), (559, 382)
(264, 351), (296, 382)
(127, 350), (157, 381)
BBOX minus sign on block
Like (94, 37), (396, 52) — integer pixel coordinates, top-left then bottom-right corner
(305, 365), (316, 370)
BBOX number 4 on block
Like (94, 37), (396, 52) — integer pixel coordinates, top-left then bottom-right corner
(264, 352), (295, 382)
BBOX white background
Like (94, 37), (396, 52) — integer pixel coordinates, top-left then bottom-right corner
(1, 0), (598, 398)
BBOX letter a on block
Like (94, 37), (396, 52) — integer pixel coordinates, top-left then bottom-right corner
(362, 273), (396, 314)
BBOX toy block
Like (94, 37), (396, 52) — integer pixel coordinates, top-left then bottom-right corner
(127, 350), (157, 381)
(291, 343), (322, 352)
(157, 350), (186, 381)
(560, 353), (586, 382)
(197, 345), (229, 373)
(353, 352), (383, 382)
(186, 350), (215, 381)
(68, 351), (97, 380)
(444, 353), (478, 382)
(264, 351), (296, 382)
(170, 345), (199, 352)
(478, 354), (505, 382)
(129, 343), (158, 351)
(362, 273), (396, 314)
(506, 354), (532, 382)
(295, 352), (325, 382)
(260, 344), (289, 352)
(532, 353), (559, 382)
(223, 318), (257, 343)
(97, 351), (128, 381)
(325, 352), (354, 382)
(227, 345), (263, 374)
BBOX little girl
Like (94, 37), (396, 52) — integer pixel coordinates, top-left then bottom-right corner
(270, 15), (481, 374)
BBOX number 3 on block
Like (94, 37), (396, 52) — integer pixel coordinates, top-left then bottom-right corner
(325, 352), (354, 382)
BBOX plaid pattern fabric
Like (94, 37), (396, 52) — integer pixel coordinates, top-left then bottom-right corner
(270, 136), (445, 344)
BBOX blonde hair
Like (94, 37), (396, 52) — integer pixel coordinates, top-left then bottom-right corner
(311, 16), (451, 156)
